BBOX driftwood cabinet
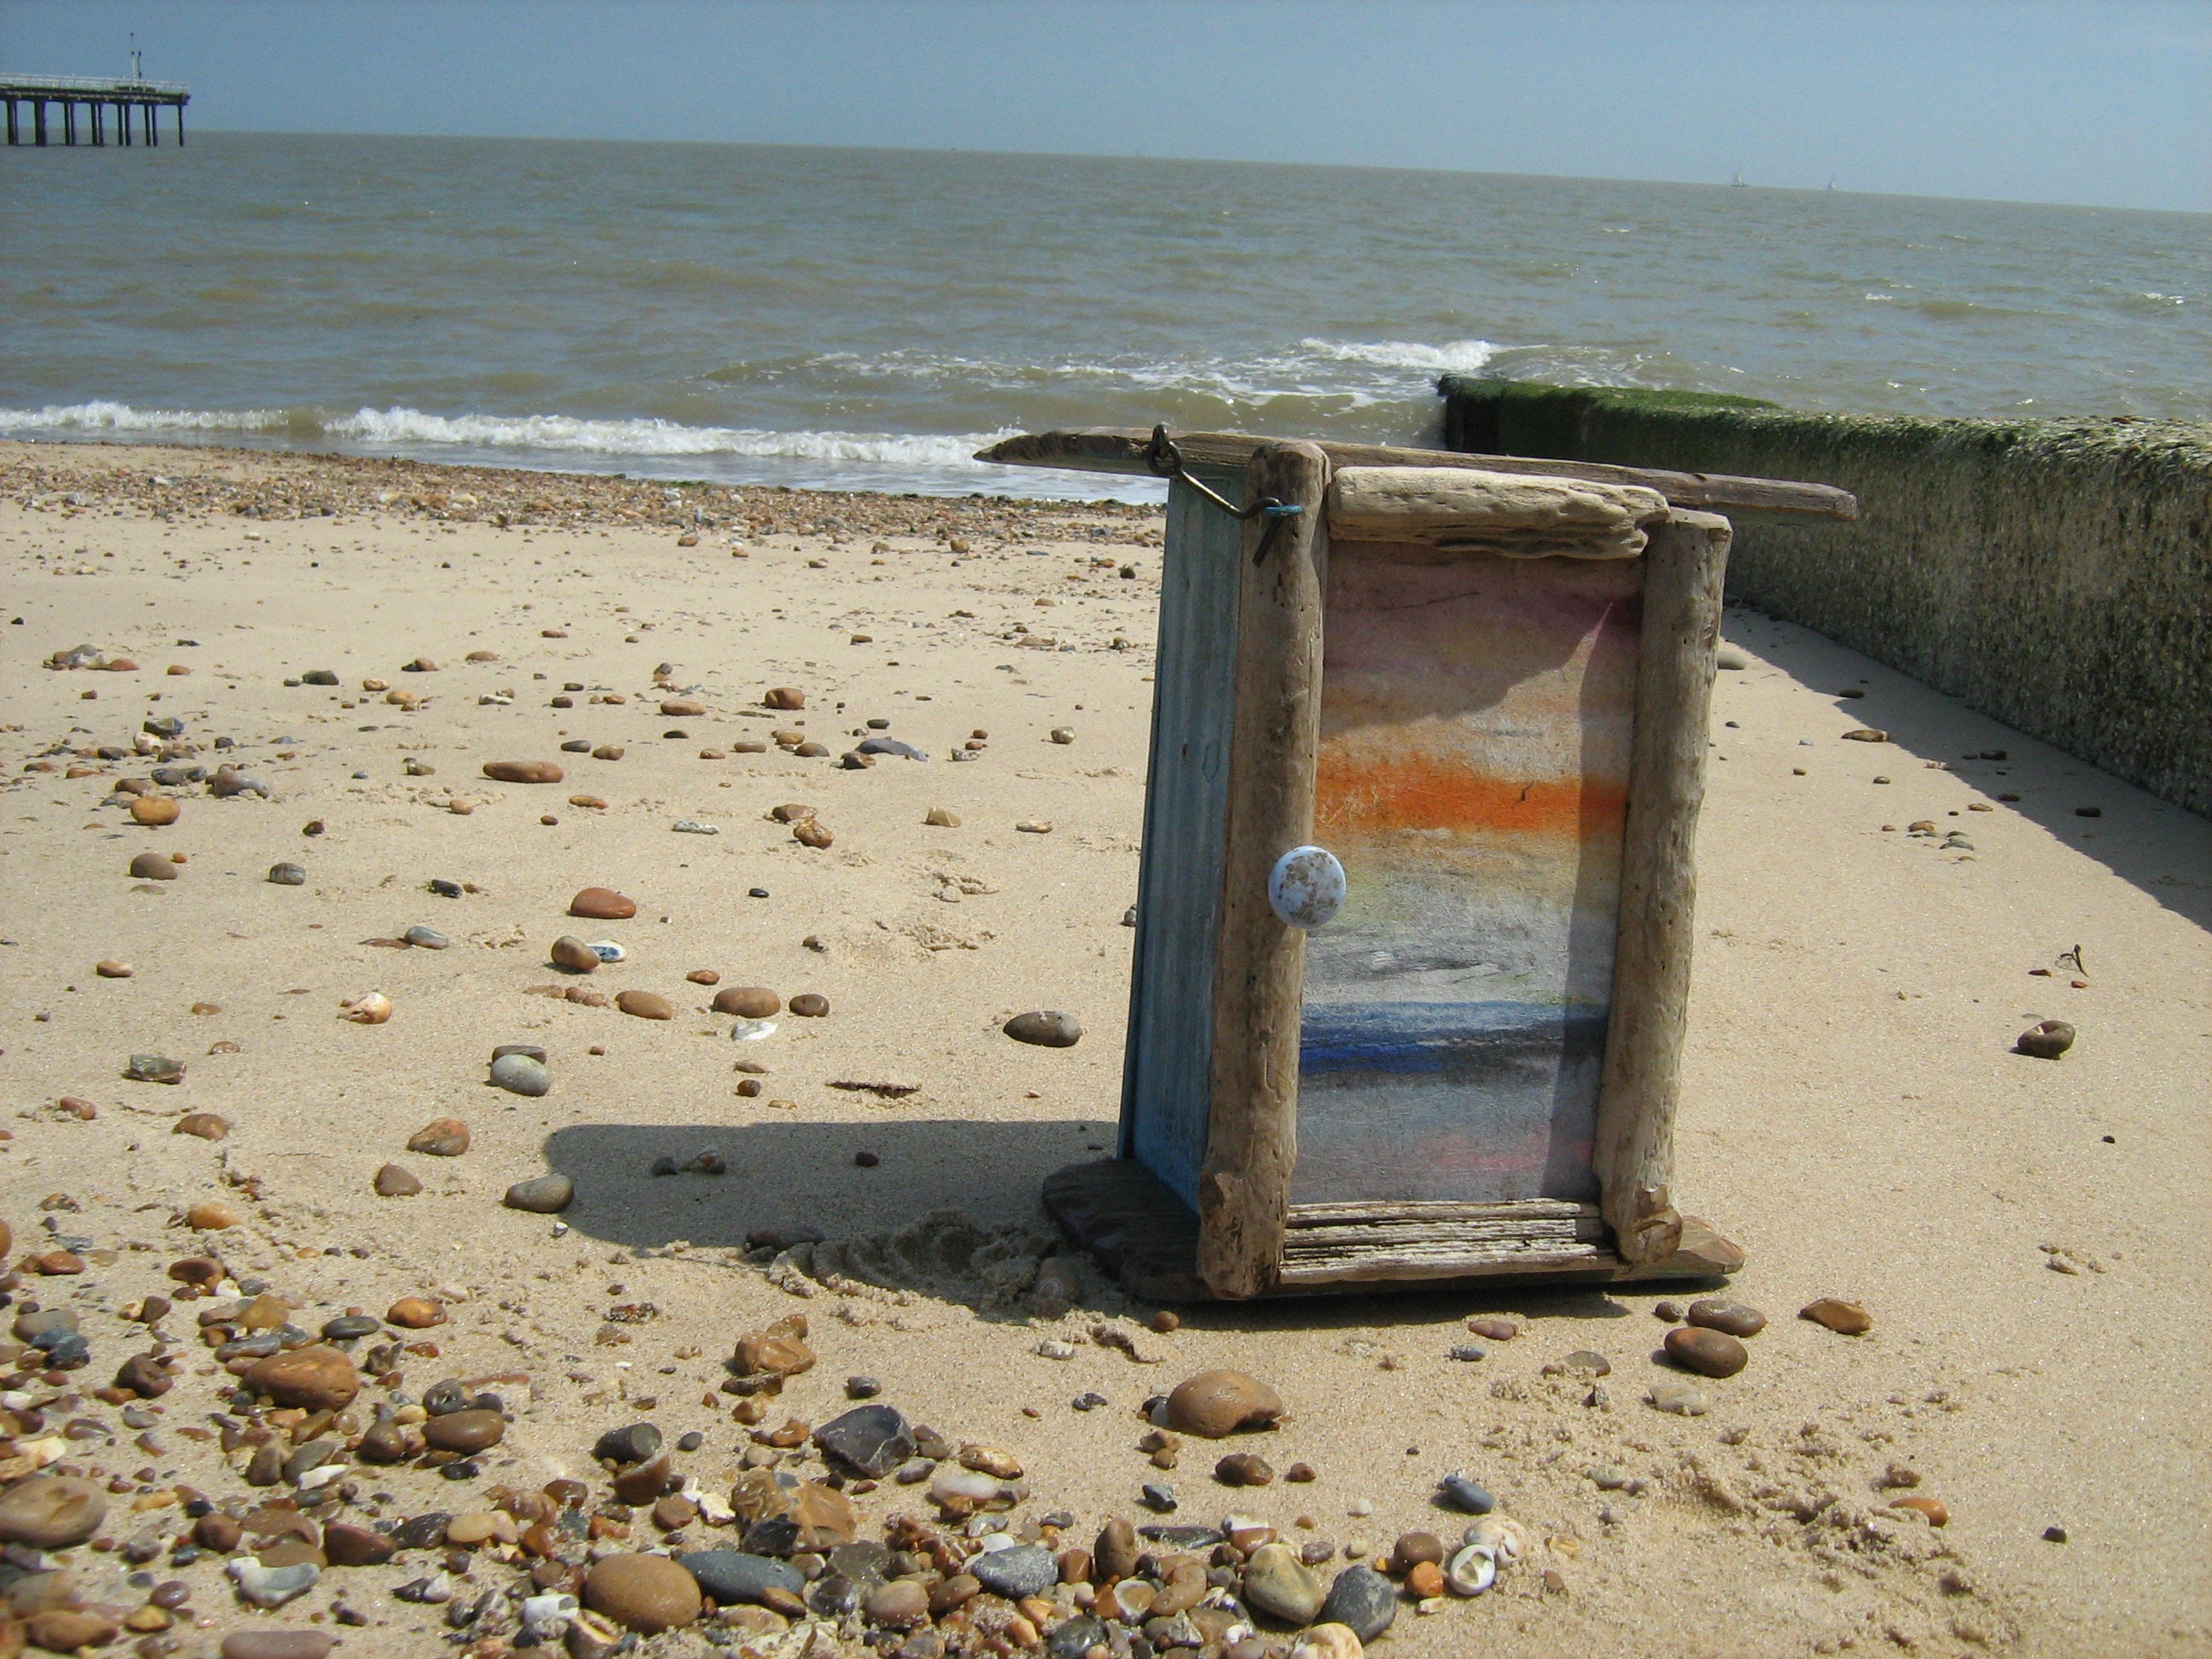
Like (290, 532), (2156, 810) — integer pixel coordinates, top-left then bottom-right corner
(981, 428), (1857, 1300)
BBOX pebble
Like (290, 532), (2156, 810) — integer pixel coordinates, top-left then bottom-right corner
(1140, 1482), (1178, 1512)
(1646, 1379), (1709, 1416)
(174, 1112), (230, 1140)
(1894, 1497), (1948, 1527)
(1216, 1452), (1274, 1486)
(131, 794), (182, 825)
(504, 1174), (574, 1214)
(1664, 1326), (1749, 1378)
(231, 1557), (320, 1609)
(185, 1198), (239, 1225)
(764, 686), (806, 710)
(402, 925), (450, 949)
(924, 806), (961, 827)
(1686, 1298), (1767, 1337)
(482, 760), (564, 783)
(387, 1296), (446, 1328)
(713, 987), (782, 1017)
(616, 990), (675, 1020)
(680, 1549), (803, 1606)
(96, 958), (133, 978)
(407, 1118), (470, 1157)
(1004, 1010), (1082, 1048)
(1447, 1344), (1487, 1362)
(789, 992), (830, 1017)
(594, 1422), (662, 1465)
(245, 1346), (362, 1411)
(550, 934), (602, 972)
(1800, 1298), (1875, 1336)
(864, 1580), (930, 1629)
(1164, 1369), (1284, 1438)
(423, 1409), (505, 1453)
(585, 1552), (702, 1633)
(0, 1476), (107, 1547)
(1242, 1542), (1327, 1625)
(267, 862), (306, 885)
(2017, 1020), (2075, 1059)
(1437, 1475), (1495, 1514)
(1554, 1350), (1610, 1377)
(793, 818), (833, 847)
(220, 1634), (335, 1659)
(570, 887), (637, 920)
(490, 1053), (552, 1096)
(813, 1403), (915, 1477)
(969, 1543), (1057, 1600)
(128, 852), (179, 881)
(1317, 1563), (1396, 1642)
(1016, 818), (1052, 833)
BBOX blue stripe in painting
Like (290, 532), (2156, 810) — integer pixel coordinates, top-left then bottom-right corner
(1299, 1001), (1609, 1076)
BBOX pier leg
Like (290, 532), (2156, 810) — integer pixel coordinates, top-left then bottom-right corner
(63, 100), (77, 146)
(33, 98), (47, 146)
(146, 103), (158, 146)
(4, 99), (15, 147)
(119, 101), (130, 145)
(90, 101), (102, 144)
(175, 103), (183, 145)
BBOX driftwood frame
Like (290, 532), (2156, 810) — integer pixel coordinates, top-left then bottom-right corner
(981, 430), (1840, 1300)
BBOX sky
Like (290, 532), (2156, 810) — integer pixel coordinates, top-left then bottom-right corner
(3, 0), (2207, 213)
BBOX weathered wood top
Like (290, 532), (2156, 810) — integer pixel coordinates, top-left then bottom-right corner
(975, 428), (1859, 520)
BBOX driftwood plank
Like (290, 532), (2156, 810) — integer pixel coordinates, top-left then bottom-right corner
(975, 427), (1858, 521)
(1121, 469), (1246, 1207)
(1196, 441), (1332, 1300)
(1592, 511), (1733, 1262)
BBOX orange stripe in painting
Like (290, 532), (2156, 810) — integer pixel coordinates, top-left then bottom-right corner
(1314, 749), (1625, 836)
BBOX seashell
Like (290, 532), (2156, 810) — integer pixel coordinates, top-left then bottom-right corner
(340, 992), (393, 1024)
(1462, 1514), (1528, 1566)
(586, 940), (625, 963)
(729, 1018), (778, 1041)
(1444, 1542), (1497, 1597)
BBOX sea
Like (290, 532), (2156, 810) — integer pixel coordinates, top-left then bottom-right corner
(3, 131), (2204, 501)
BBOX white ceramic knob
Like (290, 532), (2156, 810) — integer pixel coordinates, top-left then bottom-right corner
(1268, 844), (1346, 929)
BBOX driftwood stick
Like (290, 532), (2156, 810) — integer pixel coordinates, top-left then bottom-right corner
(1593, 510), (1732, 1263)
(1196, 441), (1331, 1300)
(975, 427), (1857, 521)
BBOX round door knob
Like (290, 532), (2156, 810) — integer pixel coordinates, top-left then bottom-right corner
(1268, 844), (1345, 929)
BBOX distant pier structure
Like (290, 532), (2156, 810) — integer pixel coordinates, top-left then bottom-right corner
(2, 73), (189, 147)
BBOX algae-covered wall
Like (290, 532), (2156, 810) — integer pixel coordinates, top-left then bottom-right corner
(1439, 378), (2212, 818)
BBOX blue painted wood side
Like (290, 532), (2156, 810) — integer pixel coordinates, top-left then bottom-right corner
(1121, 466), (1244, 1212)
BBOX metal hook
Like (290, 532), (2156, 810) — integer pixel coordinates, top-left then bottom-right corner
(1144, 424), (1302, 561)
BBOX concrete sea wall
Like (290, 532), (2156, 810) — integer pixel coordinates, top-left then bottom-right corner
(1438, 380), (2212, 818)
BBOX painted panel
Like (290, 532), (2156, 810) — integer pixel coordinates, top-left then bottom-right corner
(1121, 468), (1244, 1211)
(1290, 544), (1641, 1205)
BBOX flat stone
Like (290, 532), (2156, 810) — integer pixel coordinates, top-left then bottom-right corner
(1647, 1378), (1709, 1416)
(244, 1347), (361, 1412)
(490, 1052), (552, 1096)
(230, 1557), (320, 1609)
(585, 1552), (702, 1633)
(1437, 1475), (1494, 1514)
(812, 1404), (915, 1477)
(321, 1521), (394, 1566)
(735, 1315), (816, 1377)
(1004, 1010), (1081, 1047)
(1242, 1542), (1327, 1626)
(482, 760), (564, 783)
(1686, 1299), (1767, 1339)
(407, 1117), (470, 1157)
(402, 925), (449, 949)
(864, 1580), (929, 1630)
(387, 1296), (445, 1328)
(1800, 1298), (1875, 1336)
(570, 887), (637, 920)
(174, 1111), (230, 1140)
(678, 1549), (802, 1606)
(1047, 1615), (1110, 1659)
(1165, 1369), (1284, 1438)
(1665, 1326), (1748, 1378)
(0, 1476), (107, 1547)
(220, 1634), (335, 1659)
(713, 986), (781, 1017)
(1317, 1563), (1396, 1642)
(1465, 1318), (1517, 1342)
(504, 1174), (573, 1214)
(129, 1052), (186, 1083)
(374, 1163), (422, 1197)
(616, 990), (675, 1020)
(969, 1543), (1057, 1601)
(788, 992), (829, 1017)
(422, 1409), (505, 1453)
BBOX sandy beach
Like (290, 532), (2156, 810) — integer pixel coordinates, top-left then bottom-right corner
(0, 437), (2206, 1659)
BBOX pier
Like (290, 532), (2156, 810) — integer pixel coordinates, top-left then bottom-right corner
(1, 73), (189, 147)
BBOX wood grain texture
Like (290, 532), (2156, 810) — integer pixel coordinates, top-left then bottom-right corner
(1121, 469), (1246, 1208)
(1196, 441), (1332, 1299)
(975, 427), (1857, 520)
(1327, 464), (1668, 557)
(1592, 510), (1733, 1263)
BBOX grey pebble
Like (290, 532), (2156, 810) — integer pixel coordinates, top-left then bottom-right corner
(678, 1549), (801, 1606)
(1004, 1010), (1082, 1048)
(502, 1174), (573, 1214)
(1318, 1563), (1397, 1642)
(1438, 1474), (1495, 1514)
(1140, 1482), (1178, 1512)
(967, 1543), (1057, 1600)
(402, 926), (450, 949)
(489, 1053), (551, 1097)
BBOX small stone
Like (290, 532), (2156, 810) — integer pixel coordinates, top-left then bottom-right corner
(2017, 1021), (2075, 1059)
(687, 968), (719, 985)
(424, 1409), (505, 1453)
(1437, 1475), (1494, 1515)
(246, 1346), (361, 1410)
(1016, 818), (1052, 833)
(713, 986), (781, 1016)
(1652, 1301), (1684, 1322)
(764, 686), (806, 710)
(585, 1552), (702, 1633)
(267, 862), (307, 886)
(407, 1117), (470, 1157)
(131, 794), (183, 825)
(387, 1295), (446, 1328)
(490, 1051), (553, 1097)
(792, 819), (834, 847)
(923, 806), (960, 827)
(1216, 1452), (1275, 1487)
(504, 1174), (574, 1214)
(1462, 1316), (1516, 1342)
(185, 1198), (241, 1226)
(1664, 1326), (1748, 1378)
(1166, 1369), (1284, 1438)
(864, 1579), (929, 1629)
(482, 760), (564, 783)
(231, 1557), (321, 1609)
(1894, 1497), (1948, 1527)
(1448, 1344), (1487, 1362)
(788, 992), (829, 1017)
(1800, 1298), (1874, 1336)
(1647, 1379), (1709, 1416)
(570, 887), (637, 920)
(96, 958), (134, 978)
(1242, 1542), (1327, 1625)
(221, 1632), (335, 1659)
(375, 1163), (423, 1196)
(735, 1314), (816, 1377)
(1318, 1563), (1395, 1642)
(174, 1111), (230, 1140)
(969, 1542), (1057, 1600)
(0, 1476), (107, 1547)
(1554, 1350), (1610, 1377)
(550, 934), (602, 972)
(813, 1404), (914, 1477)
(127, 850), (179, 881)
(679, 1550), (803, 1606)
(29, 1610), (122, 1650)
(1686, 1298), (1766, 1338)
(1141, 1481), (1178, 1512)
(1004, 1010), (1082, 1047)
(617, 990), (675, 1020)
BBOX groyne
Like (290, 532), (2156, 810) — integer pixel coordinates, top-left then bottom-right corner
(1438, 379), (2212, 818)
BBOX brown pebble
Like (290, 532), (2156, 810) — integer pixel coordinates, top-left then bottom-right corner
(550, 934), (602, 973)
(1215, 1452), (1274, 1487)
(406, 1117), (470, 1157)
(1686, 1299), (1767, 1338)
(1391, 1531), (1444, 1572)
(95, 959), (133, 978)
(173, 1112), (230, 1141)
(387, 1296), (446, 1329)
(482, 760), (564, 783)
(1151, 1309), (1181, 1334)
(616, 990), (675, 1020)
(1664, 1326), (1748, 1378)
(661, 699), (707, 718)
(1893, 1497), (1948, 1527)
(1466, 1317), (1517, 1342)
(322, 1520), (396, 1566)
(1284, 1462), (1317, 1482)
(1406, 1559), (1446, 1598)
(186, 1201), (242, 1230)
(423, 1409), (505, 1453)
(1652, 1301), (1683, 1323)
(1800, 1298), (1874, 1336)
(713, 986), (781, 1018)
(792, 819), (833, 848)
(1164, 1370), (1284, 1438)
(735, 1079), (762, 1097)
(128, 851), (178, 881)
(131, 795), (181, 826)
(764, 687), (806, 711)
(243, 1347), (361, 1412)
(686, 969), (719, 986)
(373, 1164), (422, 1197)
(788, 992), (830, 1017)
(569, 887), (638, 920)
(584, 1551), (702, 1633)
